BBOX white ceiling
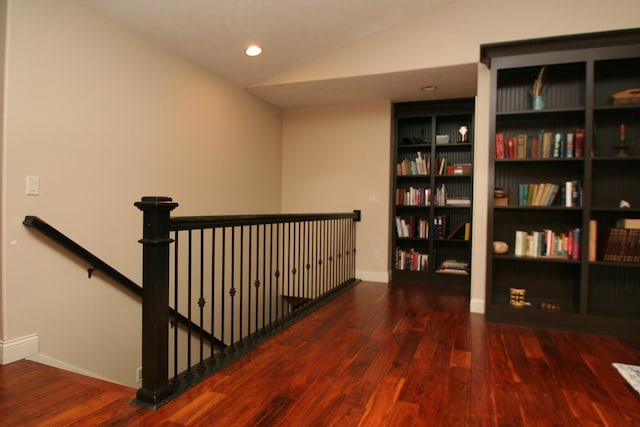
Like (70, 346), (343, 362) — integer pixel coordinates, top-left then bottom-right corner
(80, 0), (476, 107)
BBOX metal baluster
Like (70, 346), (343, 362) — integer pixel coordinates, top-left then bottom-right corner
(287, 222), (292, 313)
(269, 223), (274, 325)
(221, 227), (226, 347)
(210, 227), (216, 360)
(199, 229), (205, 367)
(230, 226), (236, 347)
(248, 224), (252, 338)
(173, 231), (179, 381)
(262, 224), (266, 330)
(186, 230), (193, 376)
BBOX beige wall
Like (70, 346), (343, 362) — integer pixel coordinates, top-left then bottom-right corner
(1, 0), (281, 384)
(281, 101), (392, 281)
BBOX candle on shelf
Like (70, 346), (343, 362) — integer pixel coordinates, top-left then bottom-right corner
(620, 124), (625, 141)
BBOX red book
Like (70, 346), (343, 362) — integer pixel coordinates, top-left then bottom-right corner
(574, 129), (585, 158)
(507, 137), (516, 159)
(495, 133), (504, 159)
(531, 137), (540, 159)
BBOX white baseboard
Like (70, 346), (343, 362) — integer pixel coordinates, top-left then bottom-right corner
(0, 334), (39, 364)
(28, 353), (113, 384)
(470, 298), (486, 314)
(355, 269), (389, 283)
(0, 333), (118, 385)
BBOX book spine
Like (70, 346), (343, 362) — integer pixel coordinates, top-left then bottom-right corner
(566, 132), (574, 158)
(574, 129), (585, 158)
(495, 133), (504, 160)
(588, 220), (597, 262)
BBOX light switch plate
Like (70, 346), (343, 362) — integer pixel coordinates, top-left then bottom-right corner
(26, 176), (40, 195)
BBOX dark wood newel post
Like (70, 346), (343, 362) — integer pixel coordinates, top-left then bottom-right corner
(134, 196), (178, 408)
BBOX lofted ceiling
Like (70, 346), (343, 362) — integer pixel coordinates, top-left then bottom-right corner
(79, 0), (476, 107)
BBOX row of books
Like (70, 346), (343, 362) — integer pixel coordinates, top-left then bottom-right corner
(395, 248), (429, 271)
(517, 180), (581, 207)
(594, 219), (640, 263)
(495, 130), (584, 160)
(396, 187), (431, 206)
(396, 185), (470, 207)
(396, 214), (470, 241)
(434, 184), (471, 207)
(513, 228), (581, 259)
(396, 155), (459, 176)
(395, 216), (430, 239)
(397, 152), (430, 176)
(517, 183), (559, 207)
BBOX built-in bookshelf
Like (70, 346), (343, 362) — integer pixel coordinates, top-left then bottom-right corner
(392, 99), (474, 282)
(482, 29), (640, 338)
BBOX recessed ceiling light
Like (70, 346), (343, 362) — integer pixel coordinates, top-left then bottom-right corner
(245, 45), (262, 57)
(421, 85), (438, 92)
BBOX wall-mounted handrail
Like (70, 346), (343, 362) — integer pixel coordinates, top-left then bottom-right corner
(23, 215), (141, 295)
(22, 215), (224, 349)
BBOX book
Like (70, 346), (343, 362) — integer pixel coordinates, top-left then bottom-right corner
(553, 133), (561, 158)
(570, 227), (580, 260)
(574, 129), (585, 157)
(602, 228), (627, 261)
(507, 137), (516, 159)
(437, 259), (469, 274)
(543, 184), (559, 207)
(531, 137), (541, 159)
(446, 197), (471, 206)
(439, 259), (469, 270)
(566, 132), (574, 158)
(542, 132), (552, 158)
(622, 229), (639, 262)
(395, 248), (430, 271)
(434, 215), (448, 239)
(495, 133), (504, 159)
(588, 220), (597, 262)
(436, 268), (469, 275)
(534, 183), (550, 206)
(517, 134), (527, 159)
(438, 157), (448, 175)
(617, 218), (640, 229)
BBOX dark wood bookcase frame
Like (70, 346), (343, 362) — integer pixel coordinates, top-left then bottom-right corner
(481, 29), (640, 338)
(391, 99), (475, 284)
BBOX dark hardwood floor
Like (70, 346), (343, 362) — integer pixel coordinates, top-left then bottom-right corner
(2, 280), (640, 426)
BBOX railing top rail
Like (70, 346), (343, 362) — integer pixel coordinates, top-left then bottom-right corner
(170, 211), (360, 231)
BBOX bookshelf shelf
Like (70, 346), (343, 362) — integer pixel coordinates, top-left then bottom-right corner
(482, 29), (640, 338)
(495, 206), (582, 211)
(496, 157), (583, 163)
(392, 99), (474, 281)
(493, 254), (580, 264)
(590, 260), (640, 268)
(496, 107), (585, 116)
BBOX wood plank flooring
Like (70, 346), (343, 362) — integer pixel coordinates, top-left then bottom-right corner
(1, 280), (640, 426)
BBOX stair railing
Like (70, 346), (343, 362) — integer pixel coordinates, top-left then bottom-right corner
(24, 198), (361, 410)
(134, 197), (361, 408)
